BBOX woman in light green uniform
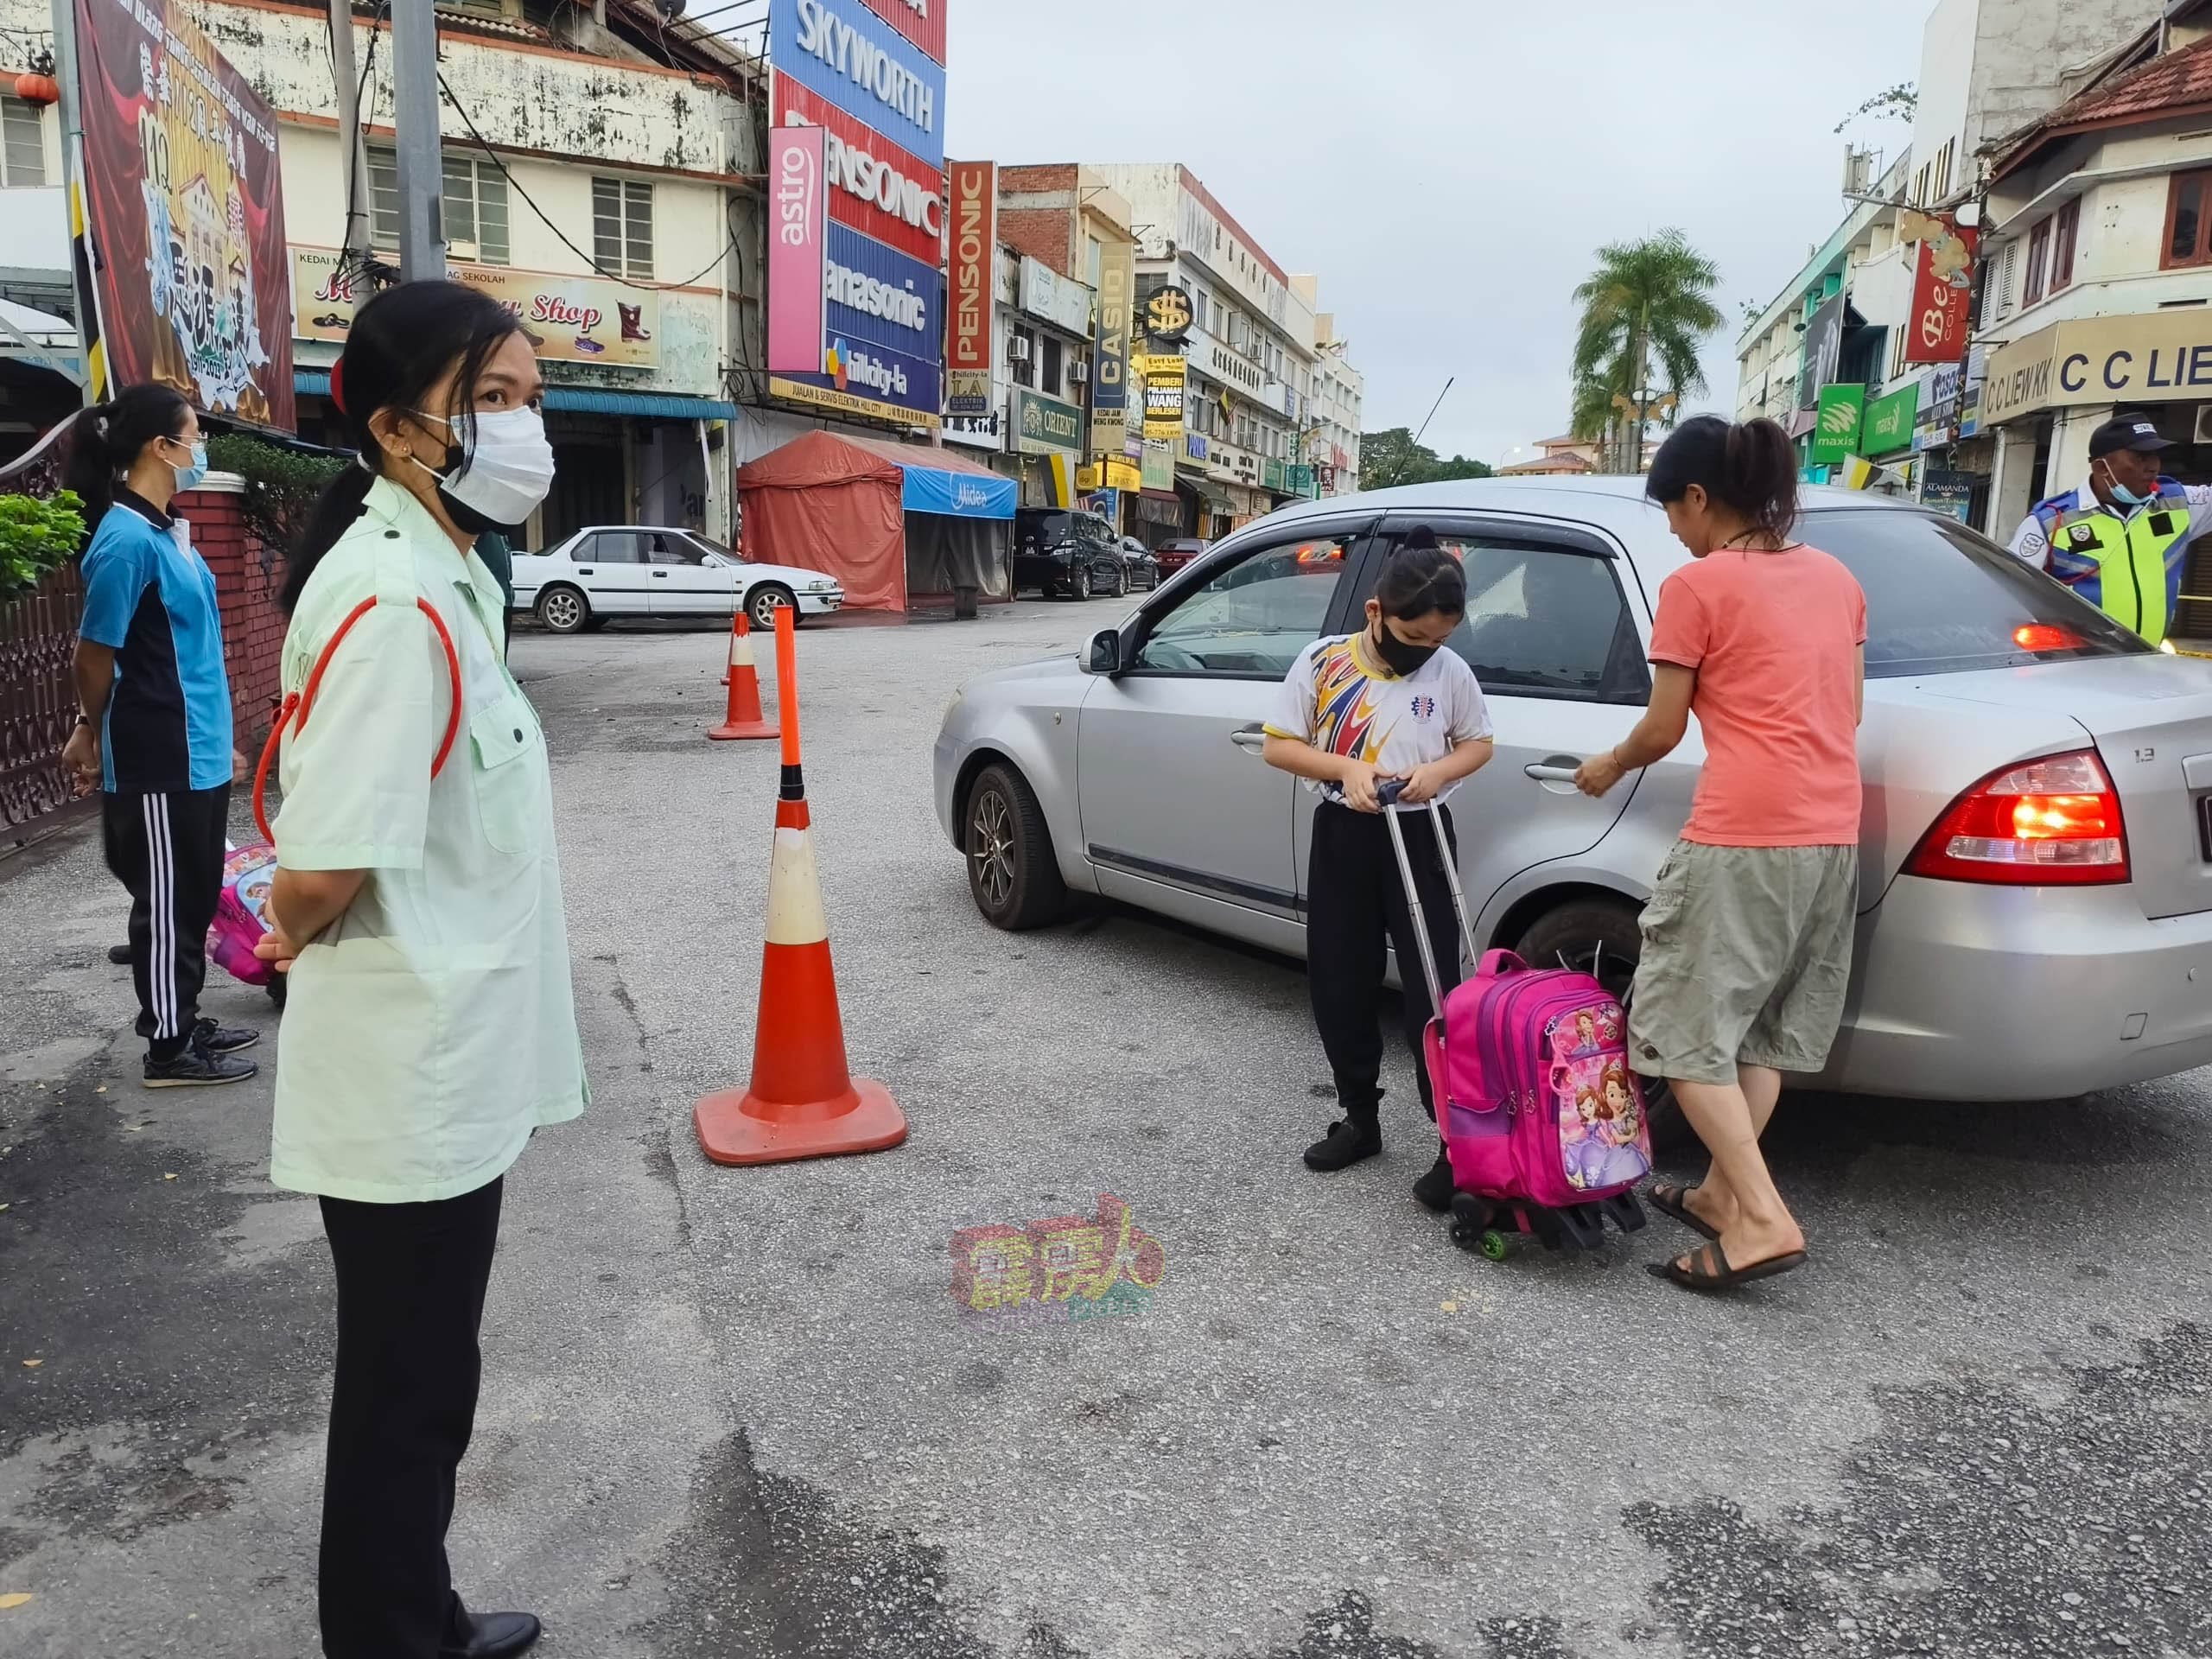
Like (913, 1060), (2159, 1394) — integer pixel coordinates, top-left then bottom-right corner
(256, 282), (586, 1659)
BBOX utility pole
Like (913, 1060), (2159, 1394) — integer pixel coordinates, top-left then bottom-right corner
(328, 0), (373, 269)
(49, 0), (108, 400)
(391, 0), (446, 282)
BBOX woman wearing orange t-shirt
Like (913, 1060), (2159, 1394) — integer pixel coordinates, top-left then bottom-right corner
(1573, 416), (1866, 1294)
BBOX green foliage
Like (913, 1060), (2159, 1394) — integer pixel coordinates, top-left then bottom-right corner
(1834, 83), (1916, 134)
(1569, 230), (1723, 461)
(1357, 428), (1495, 492)
(0, 490), (86, 596)
(207, 434), (346, 565)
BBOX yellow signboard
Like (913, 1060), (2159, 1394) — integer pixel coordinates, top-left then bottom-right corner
(768, 375), (944, 429)
(1981, 310), (2212, 424)
(1137, 352), (1185, 442)
(291, 246), (662, 368)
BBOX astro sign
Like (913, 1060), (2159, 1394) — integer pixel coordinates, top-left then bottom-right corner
(766, 124), (829, 376)
(771, 0), (947, 168)
(773, 79), (945, 265)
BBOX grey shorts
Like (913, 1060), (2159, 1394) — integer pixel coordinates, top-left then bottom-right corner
(1626, 841), (1859, 1087)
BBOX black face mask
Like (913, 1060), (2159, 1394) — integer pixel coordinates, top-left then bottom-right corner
(1370, 620), (1440, 677)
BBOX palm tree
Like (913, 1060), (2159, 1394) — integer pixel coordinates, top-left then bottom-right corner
(1570, 230), (1724, 472)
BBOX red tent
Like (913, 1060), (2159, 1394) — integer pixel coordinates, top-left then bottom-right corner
(736, 430), (1014, 613)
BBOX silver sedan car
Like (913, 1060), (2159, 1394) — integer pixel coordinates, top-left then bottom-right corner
(934, 477), (2212, 1122)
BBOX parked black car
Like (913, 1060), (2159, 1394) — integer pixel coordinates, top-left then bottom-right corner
(1116, 536), (1160, 592)
(1014, 508), (1126, 600)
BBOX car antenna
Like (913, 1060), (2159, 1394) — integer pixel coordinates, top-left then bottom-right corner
(1413, 377), (1455, 449)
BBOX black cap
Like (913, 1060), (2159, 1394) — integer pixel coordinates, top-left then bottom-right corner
(2088, 414), (2178, 461)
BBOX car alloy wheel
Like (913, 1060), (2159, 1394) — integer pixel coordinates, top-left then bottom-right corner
(1076, 569), (1091, 600)
(970, 787), (1016, 912)
(537, 586), (587, 633)
(748, 584), (796, 632)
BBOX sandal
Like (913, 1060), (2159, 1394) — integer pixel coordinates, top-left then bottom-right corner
(1647, 1239), (1808, 1293)
(1645, 1179), (1721, 1241)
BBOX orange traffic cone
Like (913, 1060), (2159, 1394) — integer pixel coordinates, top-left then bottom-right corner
(709, 611), (778, 741)
(695, 605), (906, 1166)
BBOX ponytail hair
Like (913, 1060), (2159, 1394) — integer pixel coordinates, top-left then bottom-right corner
(1374, 525), (1467, 620)
(283, 279), (524, 613)
(60, 383), (193, 533)
(1644, 415), (1799, 543)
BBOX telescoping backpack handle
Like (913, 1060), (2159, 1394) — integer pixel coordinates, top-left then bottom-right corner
(252, 596), (465, 843)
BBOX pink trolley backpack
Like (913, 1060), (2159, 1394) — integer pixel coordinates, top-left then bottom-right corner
(1379, 785), (1651, 1261)
(207, 841), (286, 1006)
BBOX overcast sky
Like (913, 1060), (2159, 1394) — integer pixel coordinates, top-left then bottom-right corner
(944, 0), (1929, 467)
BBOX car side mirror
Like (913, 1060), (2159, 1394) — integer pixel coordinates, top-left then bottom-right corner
(1089, 629), (1122, 675)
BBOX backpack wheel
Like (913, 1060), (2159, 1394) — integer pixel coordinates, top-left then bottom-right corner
(1477, 1230), (1510, 1262)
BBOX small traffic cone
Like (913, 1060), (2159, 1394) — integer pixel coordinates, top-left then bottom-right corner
(709, 611), (778, 741)
(695, 605), (906, 1166)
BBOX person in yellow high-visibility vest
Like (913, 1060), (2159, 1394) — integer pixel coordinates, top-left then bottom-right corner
(2009, 414), (2212, 644)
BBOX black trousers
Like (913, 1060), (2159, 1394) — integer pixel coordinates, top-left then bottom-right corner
(1306, 801), (1463, 1124)
(100, 784), (230, 1059)
(319, 1178), (505, 1658)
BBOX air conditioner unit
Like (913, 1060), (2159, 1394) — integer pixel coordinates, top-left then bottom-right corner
(1007, 337), (1033, 364)
(1071, 360), (1090, 384)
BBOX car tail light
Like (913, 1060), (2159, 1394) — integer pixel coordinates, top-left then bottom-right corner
(1905, 749), (2128, 886)
(2012, 622), (2085, 652)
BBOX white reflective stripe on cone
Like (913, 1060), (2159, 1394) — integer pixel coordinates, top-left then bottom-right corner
(764, 826), (830, 946)
(729, 631), (753, 667)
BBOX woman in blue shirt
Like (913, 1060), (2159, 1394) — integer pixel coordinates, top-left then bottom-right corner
(61, 383), (256, 1087)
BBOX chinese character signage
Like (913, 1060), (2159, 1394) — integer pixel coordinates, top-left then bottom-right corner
(292, 248), (661, 368)
(945, 162), (995, 375)
(73, 0), (293, 429)
(950, 1194), (1165, 1329)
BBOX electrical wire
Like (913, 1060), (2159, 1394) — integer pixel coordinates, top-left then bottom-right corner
(436, 69), (741, 293)
(334, 0), (391, 289)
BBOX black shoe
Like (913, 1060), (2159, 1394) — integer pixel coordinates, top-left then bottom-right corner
(1302, 1117), (1382, 1172)
(193, 1016), (261, 1055)
(1412, 1145), (1458, 1212)
(441, 1611), (542, 1658)
(143, 1039), (258, 1089)
(107, 944), (132, 965)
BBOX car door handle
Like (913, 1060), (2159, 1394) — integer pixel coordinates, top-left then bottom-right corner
(1524, 763), (1582, 783)
(576, 567), (594, 575)
(1230, 726), (1268, 752)
(652, 569), (670, 578)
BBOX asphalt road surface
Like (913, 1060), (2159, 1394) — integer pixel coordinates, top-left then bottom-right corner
(3, 599), (2209, 1658)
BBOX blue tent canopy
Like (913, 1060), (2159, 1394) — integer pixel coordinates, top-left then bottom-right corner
(900, 462), (1017, 520)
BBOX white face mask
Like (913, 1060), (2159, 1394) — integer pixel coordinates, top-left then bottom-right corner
(410, 404), (556, 527)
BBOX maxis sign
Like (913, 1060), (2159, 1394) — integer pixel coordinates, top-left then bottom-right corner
(772, 0), (946, 169)
(774, 78), (944, 265)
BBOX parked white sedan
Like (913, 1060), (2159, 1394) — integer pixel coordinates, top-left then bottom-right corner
(512, 526), (844, 633)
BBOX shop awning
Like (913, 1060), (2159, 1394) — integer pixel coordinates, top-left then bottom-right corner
(293, 370), (737, 423)
(1179, 476), (1237, 516)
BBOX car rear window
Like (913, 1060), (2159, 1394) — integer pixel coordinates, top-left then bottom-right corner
(1803, 507), (2152, 677)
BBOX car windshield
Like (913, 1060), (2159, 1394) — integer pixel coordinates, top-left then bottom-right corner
(1018, 511), (1074, 545)
(1802, 508), (2152, 677)
(688, 534), (740, 562)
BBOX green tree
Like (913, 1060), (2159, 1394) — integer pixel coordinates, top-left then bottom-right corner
(0, 490), (86, 596)
(1358, 427), (1494, 491)
(1569, 229), (1723, 471)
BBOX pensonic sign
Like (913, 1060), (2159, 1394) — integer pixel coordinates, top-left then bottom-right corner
(773, 79), (944, 265)
(945, 162), (995, 377)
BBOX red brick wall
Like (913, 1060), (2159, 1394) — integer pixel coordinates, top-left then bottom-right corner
(999, 208), (1073, 278)
(175, 479), (285, 748)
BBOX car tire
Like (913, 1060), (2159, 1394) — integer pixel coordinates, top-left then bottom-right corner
(1514, 897), (1688, 1151)
(965, 762), (1066, 930)
(1074, 569), (1091, 601)
(535, 584), (590, 635)
(747, 583), (798, 633)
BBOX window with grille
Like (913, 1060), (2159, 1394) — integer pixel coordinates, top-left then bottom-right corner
(593, 177), (653, 281)
(2, 94), (46, 186)
(368, 146), (509, 264)
(1040, 334), (1063, 397)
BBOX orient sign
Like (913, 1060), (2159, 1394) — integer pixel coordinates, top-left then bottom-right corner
(945, 161), (995, 375)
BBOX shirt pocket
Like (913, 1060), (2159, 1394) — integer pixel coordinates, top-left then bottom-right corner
(468, 692), (544, 858)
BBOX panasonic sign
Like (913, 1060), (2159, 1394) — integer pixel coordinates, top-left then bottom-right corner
(782, 113), (941, 238)
(825, 257), (930, 333)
